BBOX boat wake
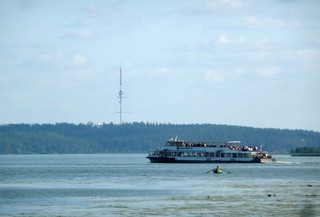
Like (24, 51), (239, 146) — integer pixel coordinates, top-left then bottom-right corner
(275, 160), (300, 164)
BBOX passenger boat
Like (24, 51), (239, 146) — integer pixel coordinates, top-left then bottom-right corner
(146, 138), (272, 163)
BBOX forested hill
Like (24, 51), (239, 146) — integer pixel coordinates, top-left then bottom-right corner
(0, 123), (319, 154)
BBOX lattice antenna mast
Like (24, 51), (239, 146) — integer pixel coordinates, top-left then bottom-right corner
(118, 66), (123, 124)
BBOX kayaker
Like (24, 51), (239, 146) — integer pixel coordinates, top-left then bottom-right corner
(214, 165), (221, 173)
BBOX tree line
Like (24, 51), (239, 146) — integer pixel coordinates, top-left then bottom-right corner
(291, 146), (320, 156)
(0, 122), (319, 154)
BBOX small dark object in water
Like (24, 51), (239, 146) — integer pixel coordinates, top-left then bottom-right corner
(307, 184), (312, 187)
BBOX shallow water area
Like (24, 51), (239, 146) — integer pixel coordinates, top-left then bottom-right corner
(0, 154), (319, 216)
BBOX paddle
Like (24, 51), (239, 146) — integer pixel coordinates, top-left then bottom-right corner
(205, 169), (214, 174)
(221, 169), (231, 173)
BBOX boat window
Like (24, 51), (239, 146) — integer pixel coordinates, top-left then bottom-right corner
(226, 153), (232, 158)
(243, 153), (250, 158)
(172, 152), (176, 156)
(210, 152), (215, 157)
(167, 142), (176, 146)
(238, 153), (243, 158)
(200, 152), (205, 157)
(216, 151), (221, 157)
(194, 152), (198, 157)
(184, 152), (188, 157)
(221, 152), (225, 158)
(189, 152), (193, 157)
(205, 152), (210, 157)
(233, 153), (237, 158)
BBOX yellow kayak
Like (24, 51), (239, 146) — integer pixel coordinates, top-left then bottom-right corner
(213, 169), (223, 174)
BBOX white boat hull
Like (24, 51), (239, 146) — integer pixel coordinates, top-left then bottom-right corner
(147, 156), (261, 163)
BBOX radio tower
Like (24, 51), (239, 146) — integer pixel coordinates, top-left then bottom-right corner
(118, 66), (124, 124)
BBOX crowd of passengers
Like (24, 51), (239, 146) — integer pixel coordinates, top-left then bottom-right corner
(172, 142), (259, 152)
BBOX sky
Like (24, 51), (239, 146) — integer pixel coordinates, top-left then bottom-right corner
(0, 0), (320, 131)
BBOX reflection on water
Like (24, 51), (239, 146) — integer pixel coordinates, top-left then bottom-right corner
(0, 154), (319, 216)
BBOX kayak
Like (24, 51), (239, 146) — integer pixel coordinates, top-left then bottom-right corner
(213, 169), (223, 174)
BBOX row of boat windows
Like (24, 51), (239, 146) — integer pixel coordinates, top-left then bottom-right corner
(150, 151), (252, 158)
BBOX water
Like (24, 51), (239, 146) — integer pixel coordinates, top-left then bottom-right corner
(0, 154), (319, 217)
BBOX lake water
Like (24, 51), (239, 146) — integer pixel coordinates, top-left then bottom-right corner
(0, 154), (319, 217)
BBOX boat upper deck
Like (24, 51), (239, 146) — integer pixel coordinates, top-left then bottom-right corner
(165, 140), (259, 152)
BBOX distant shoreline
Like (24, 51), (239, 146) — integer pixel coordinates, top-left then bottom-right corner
(291, 153), (320, 157)
(1, 123), (320, 154)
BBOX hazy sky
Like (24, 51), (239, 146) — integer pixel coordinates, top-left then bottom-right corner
(1, 0), (319, 131)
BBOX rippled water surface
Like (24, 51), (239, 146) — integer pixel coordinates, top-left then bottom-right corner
(0, 154), (319, 216)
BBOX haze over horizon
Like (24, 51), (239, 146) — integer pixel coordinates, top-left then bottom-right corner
(1, 0), (320, 132)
